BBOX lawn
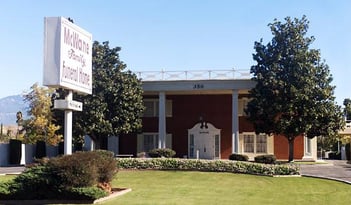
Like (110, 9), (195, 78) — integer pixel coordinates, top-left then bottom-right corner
(1, 170), (350, 205)
(109, 170), (350, 205)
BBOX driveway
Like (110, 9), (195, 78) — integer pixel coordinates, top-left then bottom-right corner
(299, 160), (351, 184)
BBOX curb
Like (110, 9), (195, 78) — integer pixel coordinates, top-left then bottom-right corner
(301, 174), (351, 185)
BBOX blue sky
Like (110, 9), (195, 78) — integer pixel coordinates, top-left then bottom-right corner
(0, 0), (350, 105)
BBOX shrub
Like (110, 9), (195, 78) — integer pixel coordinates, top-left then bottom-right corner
(116, 158), (300, 176)
(93, 150), (118, 183)
(254, 154), (276, 164)
(47, 152), (99, 188)
(228, 153), (249, 161)
(64, 187), (108, 200)
(6, 165), (58, 199)
(9, 139), (22, 164)
(47, 150), (117, 188)
(148, 148), (176, 158)
(0, 150), (116, 200)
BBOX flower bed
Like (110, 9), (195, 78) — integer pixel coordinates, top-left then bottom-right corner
(116, 158), (300, 176)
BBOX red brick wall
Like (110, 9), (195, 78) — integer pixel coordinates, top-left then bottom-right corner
(119, 94), (305, 160)
(274, 134), (304, 160)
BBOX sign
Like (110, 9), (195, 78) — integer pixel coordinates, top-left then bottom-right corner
(54, 99), (83, 111)
(43, 17), (92, 94)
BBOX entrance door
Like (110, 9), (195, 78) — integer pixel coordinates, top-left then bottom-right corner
(188, 122), (221, 159)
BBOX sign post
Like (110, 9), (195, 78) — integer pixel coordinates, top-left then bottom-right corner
(43, 17), (92, 155)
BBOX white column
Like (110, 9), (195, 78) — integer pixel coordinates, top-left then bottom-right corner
(158, 91), (166, 148)
(64, 91), (73, 155)
(232, 90), (239, 153)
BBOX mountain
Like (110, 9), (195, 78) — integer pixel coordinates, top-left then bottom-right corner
(0, 95), (28, 125)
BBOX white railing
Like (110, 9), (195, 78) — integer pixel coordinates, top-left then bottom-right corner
(136, 69), (251, 81)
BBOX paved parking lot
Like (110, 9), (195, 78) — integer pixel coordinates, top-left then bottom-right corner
(300, 160), (351, 184)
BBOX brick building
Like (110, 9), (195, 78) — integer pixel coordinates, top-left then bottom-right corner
(118, 70), (317, 161)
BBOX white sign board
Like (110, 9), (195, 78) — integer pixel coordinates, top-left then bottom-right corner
(43, 17), (92, 94)
(54, 99), (83, 111)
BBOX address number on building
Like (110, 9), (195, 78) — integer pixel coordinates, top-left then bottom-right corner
(193, 84), (204, 89)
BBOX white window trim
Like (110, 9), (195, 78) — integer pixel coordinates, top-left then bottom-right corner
(241, 132), (268, 154)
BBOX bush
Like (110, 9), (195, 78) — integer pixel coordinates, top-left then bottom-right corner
(0, 150), (116, 200)
(254, 155), (276, 164)
(228, 153), (249, 161)
(47, 152), (99, 188)
(148, 148), (176, 158)
(6, 165), (58, 199)
(93, 150), (118, 183)
(64, 187), (108, 200)
(47, 150), (117, 188)
(9, 139), (22, 164)
(116, 158), (300, 176)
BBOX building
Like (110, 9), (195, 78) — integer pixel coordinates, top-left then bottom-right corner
(118, 70), (317, 161)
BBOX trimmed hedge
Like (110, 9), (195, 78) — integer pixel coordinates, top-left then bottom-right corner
(148, 148), (176, 158)
(116, 158), (300, 176)
(254, 154), (276, 164)
(228, 153), (249, 161)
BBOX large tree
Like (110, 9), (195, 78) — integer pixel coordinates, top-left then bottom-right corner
(54, 41), (144, 148)
(246, 16), (344, 162)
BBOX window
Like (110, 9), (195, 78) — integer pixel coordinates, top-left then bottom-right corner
(143, 134), (158, 153)
(244, 134), (254, 153)
(189, 134), (194, 158)
(215, 134), (220, 158)
(243, 133), (267, 154)
(238, 98), (249, 116)
(138, 133), (158, 153)
(143, 99), (172, 117)
(256, 134), (267, 153)
(305, 137), (312, 155)
(137, 133), (172, 153)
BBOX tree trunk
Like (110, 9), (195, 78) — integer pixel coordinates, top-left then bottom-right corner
(288, 137), (295, 162)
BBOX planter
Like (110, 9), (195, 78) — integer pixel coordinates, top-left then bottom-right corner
(58, 141), (64, 155)
(9, 139), (22, 164)
(35, 141), (47, 159)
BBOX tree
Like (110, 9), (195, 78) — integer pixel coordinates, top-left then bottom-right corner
(246, 16), (344, 162)
(343, 98), (351, 120)
(23, 83), (62, 145)
(54, 41), (144, 148)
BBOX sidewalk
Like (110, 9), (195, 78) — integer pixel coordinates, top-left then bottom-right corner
(0, 166), (25, 175)
(299, 160), (351, 184)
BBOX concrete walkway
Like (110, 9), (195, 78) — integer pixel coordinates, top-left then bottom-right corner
(300, 160), (351, 184)
(0, 166), (25, 175)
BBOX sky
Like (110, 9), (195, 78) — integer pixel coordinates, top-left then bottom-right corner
(0, 0), (350, 105)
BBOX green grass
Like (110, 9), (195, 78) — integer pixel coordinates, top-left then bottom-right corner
(108, 170), (350, 205)
(0, 175), (16, 182)
(1, 171), (350, 204)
